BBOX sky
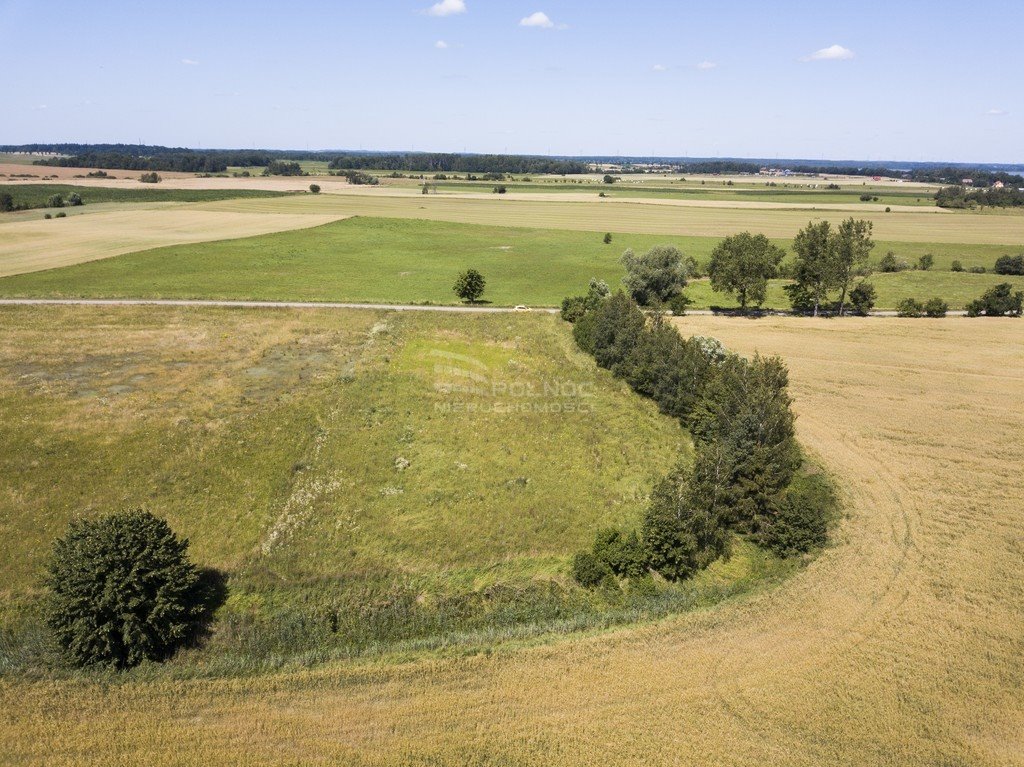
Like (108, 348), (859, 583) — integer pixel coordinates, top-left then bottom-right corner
(1, 0), (1022, 163)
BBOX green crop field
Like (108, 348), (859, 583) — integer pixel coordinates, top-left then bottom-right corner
(1, 215), (1020, 309)
(0, 183), (294, 210)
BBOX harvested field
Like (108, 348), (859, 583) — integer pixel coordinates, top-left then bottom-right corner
(0, 208), (346, 277)
(195, 193), (1024, 245)
(1, 316), (1021, 765)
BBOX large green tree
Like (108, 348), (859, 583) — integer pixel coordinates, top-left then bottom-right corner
(790, 221), (835, 316)
(707, 232), (786, 310)
(620, 245), (689, 306)
(832, 218), (874, 316)
(453, 268), (486, 303)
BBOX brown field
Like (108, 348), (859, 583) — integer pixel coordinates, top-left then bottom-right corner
(0, 208), (346, 277)
(2, 316), (1021, 766)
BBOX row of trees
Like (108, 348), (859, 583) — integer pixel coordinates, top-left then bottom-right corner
(936, 185), (1024, 209)
(564, 290), (833, 587)
(327, 152), (587, 175)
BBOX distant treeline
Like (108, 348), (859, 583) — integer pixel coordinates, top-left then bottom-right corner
(935, 184), (1024, 208)
(326, 153), (588, 174)
(9, 144), (587, 175)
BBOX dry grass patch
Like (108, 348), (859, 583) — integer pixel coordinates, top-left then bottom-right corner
(0, 208), (346, 277)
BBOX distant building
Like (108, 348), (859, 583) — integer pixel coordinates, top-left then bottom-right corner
(961, 179), (974, 186)
(992, 180), (1005, 189)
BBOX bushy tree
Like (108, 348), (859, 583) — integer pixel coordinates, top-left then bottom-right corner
(453, 269), (486, 303)
(832, 218), (874, 315)
(707, 232), (786, 310)
(45, 511), (206, 669)
(994, 254), (1024, 275)
(603, 232), (612, 244)
(573, 291), (646, 372)
(951, 260), (964, 272)
(620, 245), (689, 306)
(591, 528), (648, 579)
(560, 278), (609, 323)
(759, 473), (834, 556)
(641, 463), (730, 581)
(67, 192), (83, 206)
(46, 193), (64, 208)
(308, 183), (321, 194)
(139, 172), (162, 183)
(918, 253), (934, 271)
(878, 251), (908, 273)
(848, 281), (876, 316)
(0, 192), (13, 212)
(790, 221), (834, 316)
(571, 551), (613, 588)
(897, 298), (923, 318)
(966, 283), (1024, 317)
(924, 297), (948, 317)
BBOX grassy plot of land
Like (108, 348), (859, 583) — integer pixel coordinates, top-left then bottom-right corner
(0, 306), (782, 676)
(0, 183), (294, 211)
(1, 317), (1021, 765)
(1, 216), (1019, 309)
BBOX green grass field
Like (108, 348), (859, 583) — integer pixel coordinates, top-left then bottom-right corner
(0, 183), (293, 210)
(1, 216), (1020, 309)
(0, 305), (791, 676)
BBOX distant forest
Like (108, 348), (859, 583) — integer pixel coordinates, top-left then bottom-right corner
(3, 144), (1021, 186)
(9, 144), (587, 175)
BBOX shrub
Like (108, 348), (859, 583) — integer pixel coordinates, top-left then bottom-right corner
(760, 474), (834, 556)
(885, 206), (891, 213)
(848, 281), (876, 316)
(46, 193), (64, 208)
(924, 297), (949, 317)
(967, 265), (986, 274)
(43, 213), (52, 219)
(560, 278), (610, 323)
(859, 193), (872, 202)
(591, 528), (648, 579)
(896, 298), (923, 318)
(994, 254), (1024, 275)
(139, 172), (162, 183)
(918, 253), (934, 271)
(571, 551), (613, 588)
(0, 192), (13, 212)
(603, 232), (612, 244)
(54, 211), (66, 218)
(45, 510), (208, 669)
(453, 268), (486, 303)
(951, 260), (964, 272)
(308, 183), (321, 194)
(878, 251), (908, 273)
(67, 192), (83, 206)
(966, 283), (1024, 317)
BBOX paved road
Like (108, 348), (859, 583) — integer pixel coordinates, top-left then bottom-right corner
(0, 297), (967, 317)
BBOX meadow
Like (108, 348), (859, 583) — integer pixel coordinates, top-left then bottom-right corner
(0, 305), (790, 678)
(1, 215), (1020, 309)
(2, 315), (1020, 765)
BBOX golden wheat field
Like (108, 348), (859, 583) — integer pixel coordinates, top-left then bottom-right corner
(2, 316), (1021, 766)
(0, 209), (346, 277)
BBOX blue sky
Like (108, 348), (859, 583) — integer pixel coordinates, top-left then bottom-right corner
(1, 0), (1021, 162)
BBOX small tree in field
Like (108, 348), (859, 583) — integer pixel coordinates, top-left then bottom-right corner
(453, 269), (486, 303)
(603, 232), (612, 244)
(309, 183), (321, 194)
(918, 253), (934, 271)
(45, 510), (209, 669)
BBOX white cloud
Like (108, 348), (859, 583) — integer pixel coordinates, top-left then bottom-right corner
(652, 63), (667, 72)
(181, 58), (199, 66)
(986, 108), (1007, 116)
(696, 60), (717, 70)
(520, 11), (554, 28)
(32, 104), (47, 111)
(435, 40), (449, 49)
(802, 44), (854, 62)
(426, 0), (465, 16)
